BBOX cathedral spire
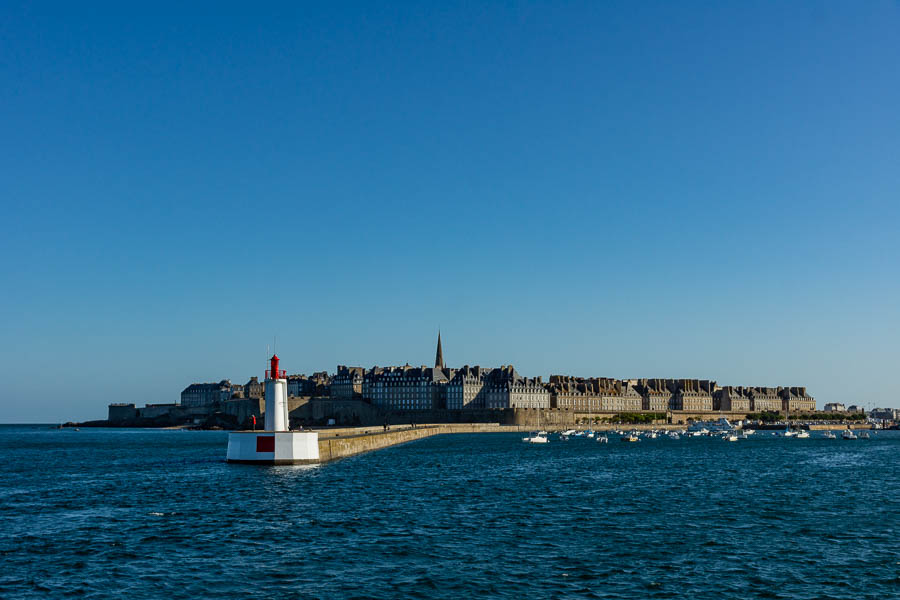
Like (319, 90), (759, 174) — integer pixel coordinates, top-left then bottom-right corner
(435, 331), (445, 369)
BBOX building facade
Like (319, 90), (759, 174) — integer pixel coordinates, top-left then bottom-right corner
(244, 376), (264, 399)
(332, 366), (365, 400)
(781, 387), (816, 413)
(287, 372), (331, 397)
(363, 365), (450, 410)
(446, 365), (488, 409)
(671, 379), (716, 412)
(750, 387), (782, 412)
(635, 379), (672, 412)
(549, 376), (642, 412)
(714, 386), (752, 412)
(181, 380), (234, 407)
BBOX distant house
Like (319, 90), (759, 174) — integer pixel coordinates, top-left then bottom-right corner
(715, 386), (752, 412)
(181, 380), (233, 407)
(781, 387), (816, 413)
(635, 379), (672, 412)
(332, 366), (365, 399)
(751, 387), (783, 412)
(823, 402), (846, 412)
(244, 377), (264, 399)
(870, 407), (900, 421)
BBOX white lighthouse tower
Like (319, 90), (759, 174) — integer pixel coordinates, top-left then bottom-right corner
(264, 354), (289, 431)
(226, 353), (320, 464)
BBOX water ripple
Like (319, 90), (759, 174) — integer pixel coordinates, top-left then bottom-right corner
(0, 427), (897, 599)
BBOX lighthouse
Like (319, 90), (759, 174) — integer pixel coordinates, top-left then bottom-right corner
(226, 353), (320, 464)
(264, 354), (289, 431)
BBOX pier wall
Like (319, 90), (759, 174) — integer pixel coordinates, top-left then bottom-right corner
(316, 424), (533, 462)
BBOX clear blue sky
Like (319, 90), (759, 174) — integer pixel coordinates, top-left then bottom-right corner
(2, 2), (898, 422)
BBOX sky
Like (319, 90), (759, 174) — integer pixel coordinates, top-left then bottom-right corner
(1, 1), (898, 422)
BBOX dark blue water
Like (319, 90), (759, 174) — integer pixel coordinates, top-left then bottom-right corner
(1, 426), (898, 599)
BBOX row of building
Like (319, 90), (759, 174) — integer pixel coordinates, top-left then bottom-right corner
(177, 334), (818, 413)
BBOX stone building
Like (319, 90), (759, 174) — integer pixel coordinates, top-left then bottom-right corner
(363, 365), (450, 410)
(446, 365), (488, 409)
(781, 387), (816, 413)
(823, 402), (846, 412)
(714, 386), (752, 412)
(670, 379), (716, 411)
(244, 376), (264, 399)
(871, 407), (900, 421)
(181, 380), (234, 407)
(548, 376), (642, 412)
(332, 366), (365, 400)
(635, 379), (672, 412)
(287, 372), (331, 397)
(485, 366), (549, 409)
(446, 365), (548, 409)
(750, 387), (783, 412)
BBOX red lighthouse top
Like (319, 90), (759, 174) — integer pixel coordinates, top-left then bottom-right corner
(266, 354), (286, 380)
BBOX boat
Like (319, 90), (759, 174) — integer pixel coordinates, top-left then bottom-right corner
(860, 431), (871, 440)
(841, 430), (857, 440)
(740, 429), (756, 436)
(596, 436), (608, 444)
(796, 431), (810, 439)
(724, 434), (739, 442)
(668, 432), (680, 440)
(823, 431), (836, 439)
(523, 433), (549, 444)
(688, 418), (735, 434)
(782, 428), (798, 437)
(622, 434), (640, 443)
(562, 429), (577, 436)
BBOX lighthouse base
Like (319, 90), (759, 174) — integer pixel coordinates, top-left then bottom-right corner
(226, 431), (320, 464)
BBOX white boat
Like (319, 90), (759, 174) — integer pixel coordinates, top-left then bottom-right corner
(562, 429), (577, 436)
(537, 431), (548, 436)
(741, 429), (756, 436)
(841, 430), (857, 440)
(782, 429), (798, 437)
(646, 431), (658, 439)
(823, 431), (836, 439)
(622, 434), (640, 443)
(860, 431), (871, 440)
(596, 436), (608, 444)
(668, 432), (680, 440)
(523, 434), (549, 444)
(796, 431), (810, 439)
(724, 434), (739, 442)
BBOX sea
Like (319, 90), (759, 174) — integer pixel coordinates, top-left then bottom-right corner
(0, 425), (897, 599)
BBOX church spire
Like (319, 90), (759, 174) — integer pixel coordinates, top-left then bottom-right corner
(435, 331), (445, 369)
